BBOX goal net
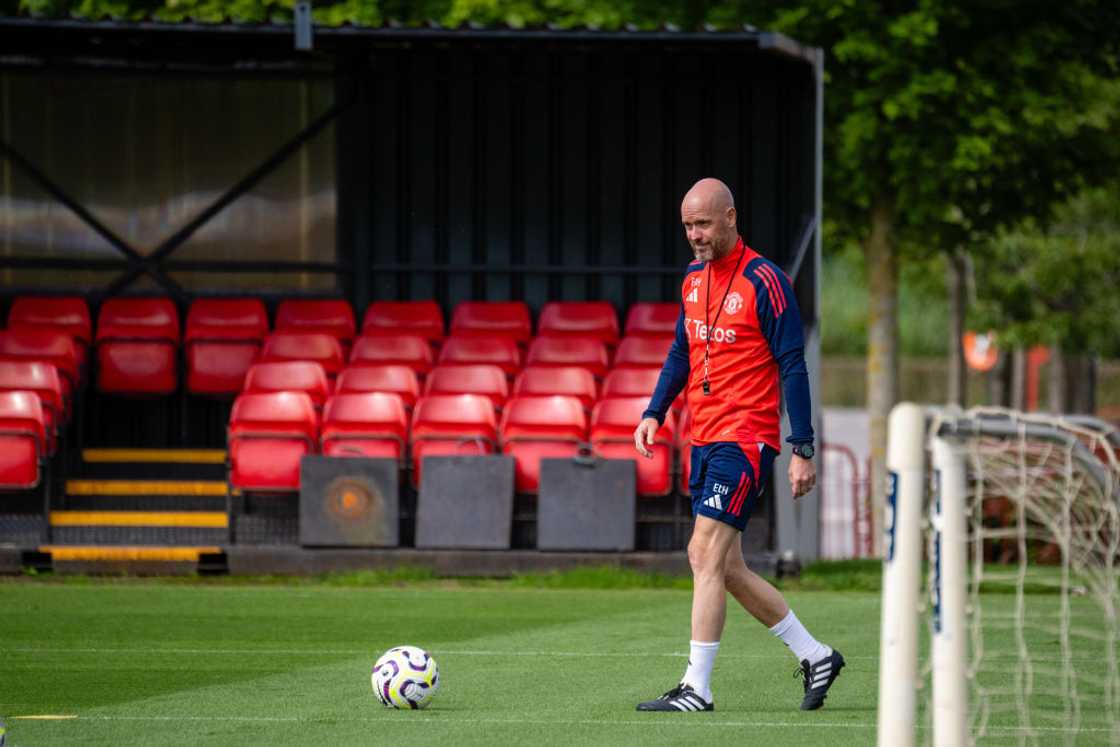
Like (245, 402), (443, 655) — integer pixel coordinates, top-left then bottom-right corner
(878, 405), (1120, 746)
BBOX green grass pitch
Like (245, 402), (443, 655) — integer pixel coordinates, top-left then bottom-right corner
(1, 570), (1116, 745)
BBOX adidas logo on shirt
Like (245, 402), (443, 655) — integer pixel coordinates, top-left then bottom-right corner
(686, 288), (699, 304)
(702, 494), (723, 511)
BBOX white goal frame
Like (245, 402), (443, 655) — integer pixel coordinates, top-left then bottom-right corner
(877, 403), (1120, 747)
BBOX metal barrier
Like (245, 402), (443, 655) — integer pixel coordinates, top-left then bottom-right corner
(820, 441), (873, 558)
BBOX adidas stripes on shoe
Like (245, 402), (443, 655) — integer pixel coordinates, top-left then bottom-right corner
(797, 649), (845, 710)
(636, 683), (714, 712)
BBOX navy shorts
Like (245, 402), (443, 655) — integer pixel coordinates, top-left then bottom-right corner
(689, 442), (779, 531)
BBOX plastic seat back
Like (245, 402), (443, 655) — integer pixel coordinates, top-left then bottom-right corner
(261, 332), (344, 378)
(512, 366), (597, 411)
(499, 395), (587, 494)
(0, 390), (46, 488)
(449, 301), (531, 345)
(9, 296), (92, 366)
(95, 298), (180, 394)
(0, 361), (63, 443)
(186, 299), (268, 341)
(591, 396), (675, 444)
(362, 301), (444, 347)
(228, 391), (318, 491)
(411, 394), (498, 444)
(500, 395), (587, 443)
(524, 337), (608, 379)
(244, 362), (331, 409)
(624, 302), (679, 338)
(601, 368), (660, 400)
(185, 299), (269, 394)
(0, 329), (80, 395)
(437, 337), (521, 376)
(424, 365), (508, 410)
(537, 302), (619, 347)
(410, 393), (499, 485)
(335, 365), (420, 410)
(321, 392), (408, 459)
(613, 336), (673, 370)
(350, 335), (434, 378)
(275, 299), (356, 353)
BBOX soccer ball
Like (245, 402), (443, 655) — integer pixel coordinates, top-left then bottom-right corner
(371, 646), (440, 709)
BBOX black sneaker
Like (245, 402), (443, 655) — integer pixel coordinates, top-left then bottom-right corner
(636, 683), (714, 712)
(797, 649), (844, 710)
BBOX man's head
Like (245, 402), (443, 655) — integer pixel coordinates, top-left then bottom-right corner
(680, 178), (738, 262)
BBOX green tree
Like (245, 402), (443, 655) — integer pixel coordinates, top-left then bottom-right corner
(971, 186), (1120, 411)
(741, 0), (1120, 548)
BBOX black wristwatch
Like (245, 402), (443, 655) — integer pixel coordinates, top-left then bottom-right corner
(791, 443), (815, 460)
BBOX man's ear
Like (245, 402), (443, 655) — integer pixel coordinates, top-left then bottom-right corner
(726, 206), (737, 228)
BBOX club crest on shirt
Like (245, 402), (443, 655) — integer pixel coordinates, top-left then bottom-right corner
(690, 276), (703, 288)
(724, 291), (743, 315)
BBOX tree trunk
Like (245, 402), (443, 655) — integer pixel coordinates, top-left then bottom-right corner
(866, 195), (898, 556)
(946, 250), (968, 406)
(1010, 347), (1027, 410)
(1048, 347), (1067, 413)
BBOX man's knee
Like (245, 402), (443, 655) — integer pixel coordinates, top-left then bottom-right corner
(688, 521), (733, 579)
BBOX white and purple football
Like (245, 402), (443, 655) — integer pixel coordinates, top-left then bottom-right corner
(371, 646), (440, 709)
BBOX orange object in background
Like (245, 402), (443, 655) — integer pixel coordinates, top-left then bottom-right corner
(963, 331), (999, 372)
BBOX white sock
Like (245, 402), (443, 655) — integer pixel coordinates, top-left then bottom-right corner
(769, 610), (831, 664)
(680, 640), (720, 701)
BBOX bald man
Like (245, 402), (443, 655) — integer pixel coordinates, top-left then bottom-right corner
(635, 178), (843, 713)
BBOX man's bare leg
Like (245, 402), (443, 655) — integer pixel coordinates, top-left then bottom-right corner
(723, 534), (789, 627)
(723, 536), (832, 667)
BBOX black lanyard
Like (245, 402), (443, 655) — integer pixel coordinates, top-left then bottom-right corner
(703, 246), (745, 396)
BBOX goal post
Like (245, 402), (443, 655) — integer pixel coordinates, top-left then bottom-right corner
(877, 402), (926, 747)
(879, 404), (1120, 746)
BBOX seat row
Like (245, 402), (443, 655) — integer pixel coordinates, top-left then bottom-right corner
(228, 392), (680, 497)
(2, 296), (678, 397)
(241, 361), (682, 416)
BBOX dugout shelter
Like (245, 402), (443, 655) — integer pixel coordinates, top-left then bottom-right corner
(0, 16), (823, 569)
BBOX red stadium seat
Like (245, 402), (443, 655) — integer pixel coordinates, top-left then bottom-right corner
(8, 296), (92, 367)
(0, 390), (46, 489)
(261, 332), (345, 380)
(320, 392), (408, 461)
(500, 395), (587, 493)
(613, 335), (672, 370)
(678, 408), (692, 495)
(275, 299), (356, 355)
(591, 397), (676, 497)
(512, 366), (598, 411)
(0, 362), (63, 454)
(228, 392), (317, 492)
(0, 329), (80, 403)
(335, 365), (420, 411)
(350, 336), (434, 379)
(624, 302), (679, 338)
(361, 301), (444, 348)
(537, 302), (620, 347)
(524, 337), (609, 379)
(95, 298), (180, 395)
(424, 365), (509, 410)
(437, 337), (521, 377)
(449, 301), (531, 345)
(601, 368), (683, 417)
(185, 298), (269, 395)
(410, 394), (498, 486)
(243, 362), (331, 410)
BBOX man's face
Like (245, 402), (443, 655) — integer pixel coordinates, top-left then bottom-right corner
(681, 198), (736, 262)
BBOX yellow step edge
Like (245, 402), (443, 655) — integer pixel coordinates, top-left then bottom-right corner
(65, 480), (228, 497)
(40, 546), (221, 562)
(49, 511), (229, 528)
(82, 449), (227, 464)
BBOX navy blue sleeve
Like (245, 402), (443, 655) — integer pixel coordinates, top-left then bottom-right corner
(750, 262), (814, 445)
(642, 305), (690, 425)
